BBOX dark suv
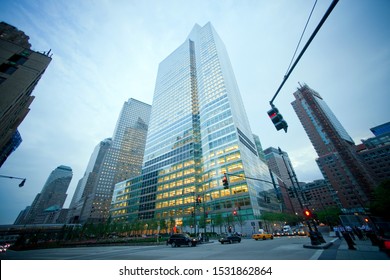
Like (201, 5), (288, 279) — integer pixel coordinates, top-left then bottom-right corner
(219, 233), (241, 244)
(167, 233), (198, 247)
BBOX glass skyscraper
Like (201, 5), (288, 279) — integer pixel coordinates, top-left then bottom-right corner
(21, 165), (72, 224)
(111, 23), (277, 235)
(74, 98), (151, 223)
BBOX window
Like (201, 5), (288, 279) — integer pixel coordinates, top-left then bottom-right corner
(9, 54), (28, 65)
(0, 63), (17, 75)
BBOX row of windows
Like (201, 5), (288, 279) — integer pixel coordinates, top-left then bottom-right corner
(204, 109), (232, 129)
(209, 132), (236, 150)
(158, 160), (196, 176)
(158, 167), (196, 183)
(144, 143), (194, 168)
(157, 177), (196, 191)
(204, 144), (238, 161)
(202, 163), (243, 185)
(146, 115), (192, 152)
(207, 124), (235, 142)
(0, 52), (30, 77)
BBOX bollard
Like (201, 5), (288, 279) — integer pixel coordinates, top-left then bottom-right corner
(317, 231), (326, 244)
(309, 231), (321, 246)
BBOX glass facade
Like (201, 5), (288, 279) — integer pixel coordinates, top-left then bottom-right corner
(110, 23), (277, 235)
(78, 99), (151, 223)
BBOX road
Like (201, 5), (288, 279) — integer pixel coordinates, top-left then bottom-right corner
(0, 235), (325, 260)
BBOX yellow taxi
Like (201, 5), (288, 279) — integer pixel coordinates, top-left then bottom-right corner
(252, 232), (274, 240)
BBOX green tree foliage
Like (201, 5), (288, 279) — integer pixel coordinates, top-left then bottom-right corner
(315, 207), (342, 226)
(370, 179), (390, 219)
(260, 212), (300, 224)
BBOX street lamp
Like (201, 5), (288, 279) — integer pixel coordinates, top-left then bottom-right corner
(0, 175), (26, 187)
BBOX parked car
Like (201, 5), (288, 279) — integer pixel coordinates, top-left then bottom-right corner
(284, 230), (295, 236)
(273, 230), (284, 237)
(219, 233), (241, 244)
(167, 233), (198, 247)
(297, 229), (308, 236)
(0, 245), (6, 253)
(252, 232), (274, 240)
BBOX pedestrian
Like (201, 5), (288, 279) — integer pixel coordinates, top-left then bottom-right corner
(338, 225), (345, 239)
(346, 225), (355, 240)
(342, 231), (356, 250)
(334, 226), (341, 239)
(353, 226), (364, 240)
(198, 233), (203, 243)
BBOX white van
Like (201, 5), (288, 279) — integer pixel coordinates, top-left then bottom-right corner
(283, 225), (294, 236)
(283, 225), (291, 232)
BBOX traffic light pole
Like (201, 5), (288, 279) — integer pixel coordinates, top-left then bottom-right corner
(269, 0), (339, 105)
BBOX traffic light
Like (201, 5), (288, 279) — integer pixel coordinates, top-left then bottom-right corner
(196, 195), (202, 205)
(233, 209), (237, 216)
(267, 106), (288, 132)
(222, 173), (229, 189)
(303, 209), (312, 218)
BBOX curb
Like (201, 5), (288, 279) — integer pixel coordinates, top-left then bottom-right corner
(303, 238), (338, 249)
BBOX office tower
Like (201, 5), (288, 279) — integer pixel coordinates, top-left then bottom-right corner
(300, 179), (337, 212)
(264, 147), (296, 188)
(67, 138), (112, 223)
(22, 165), (72, 224)
(369, 122), (390, 137)
(0, 22), (52, 166)
(356, 122), (390, 185)
(264, 147), (303, 214)
(291, 84), (376, 211)
(77, 99), (151, 223)
(14, 206), (30, 225)
(111, 23), (276, 235)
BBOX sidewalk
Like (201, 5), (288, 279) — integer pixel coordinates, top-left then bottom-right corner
(312, 235), (390, 260)
(335, 237), (389, 260)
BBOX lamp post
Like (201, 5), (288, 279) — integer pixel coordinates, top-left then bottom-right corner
(0, 175), (26, 187)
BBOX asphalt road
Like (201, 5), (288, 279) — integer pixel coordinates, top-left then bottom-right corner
(0, 235), (322, 260)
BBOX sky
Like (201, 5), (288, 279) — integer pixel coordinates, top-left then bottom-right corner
(0, 0), (389, 225)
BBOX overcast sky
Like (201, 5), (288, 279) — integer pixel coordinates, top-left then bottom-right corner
(0, 0), (389, 225)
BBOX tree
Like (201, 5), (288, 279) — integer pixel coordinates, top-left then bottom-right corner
(315, 206), (342, 226)
(159, 219), (167, 234)
(370, 179), (390, 219)
(213, 213), (224, 234)
(260, 212), (300, 225)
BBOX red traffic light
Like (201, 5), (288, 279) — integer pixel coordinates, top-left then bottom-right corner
(233, 210), (237, 216)
(267, 107), (279, 119)
(267, 106), (288, 133)
(304, 209), (312, 218)
(222, 173), (229, 189)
